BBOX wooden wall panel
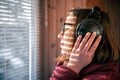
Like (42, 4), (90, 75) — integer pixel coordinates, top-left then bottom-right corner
(47, 0), (57, 75)
(66, 0), (75, 10)
(85, 0), (105, 10)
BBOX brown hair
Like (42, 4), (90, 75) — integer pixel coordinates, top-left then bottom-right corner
(93, 11), (120, 63)
(57, 8), (120, 64)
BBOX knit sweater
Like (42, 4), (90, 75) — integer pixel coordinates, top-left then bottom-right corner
(50, 62), (120, 80)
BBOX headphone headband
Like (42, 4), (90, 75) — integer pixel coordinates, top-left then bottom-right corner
(76, 6), (103, 38)
(88, 6), (101, 22)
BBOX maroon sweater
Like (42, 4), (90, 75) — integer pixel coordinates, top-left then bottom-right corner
(50, 62), (120, 80)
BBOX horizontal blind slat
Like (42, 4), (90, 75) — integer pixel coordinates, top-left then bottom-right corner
(0, 0), (36, 80)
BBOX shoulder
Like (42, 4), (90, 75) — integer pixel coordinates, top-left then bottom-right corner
(79, 62), (120, 80)
(50, 62), (79, 80)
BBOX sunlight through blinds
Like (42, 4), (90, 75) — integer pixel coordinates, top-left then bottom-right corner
(0, 0), (37, 80)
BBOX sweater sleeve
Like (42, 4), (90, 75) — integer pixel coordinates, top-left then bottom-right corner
(81, 72), (120, 80)
(49, 65), (80, 80)
(80, 66), (120, 80)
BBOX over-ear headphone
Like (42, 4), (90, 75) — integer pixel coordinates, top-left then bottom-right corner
(76, 6), (103, 38)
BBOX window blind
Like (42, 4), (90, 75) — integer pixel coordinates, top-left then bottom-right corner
(0, 0), (37, 80)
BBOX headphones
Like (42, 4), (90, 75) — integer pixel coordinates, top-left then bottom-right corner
(76, 6), (103, 38)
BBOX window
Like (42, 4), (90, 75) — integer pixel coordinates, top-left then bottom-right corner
(0, 0), (37, 80)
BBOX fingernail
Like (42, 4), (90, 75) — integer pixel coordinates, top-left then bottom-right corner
(86, 32), (91, 35)
(93, 32), (96, 35)
(79, 35), (82, 37)
(99, 35), (102, 38)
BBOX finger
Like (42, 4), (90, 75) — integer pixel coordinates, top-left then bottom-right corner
(83, 32), (97, 51)
(78, 32), (91, 50)
(72, 35), (82, 53)
(89, 35), (102, 53)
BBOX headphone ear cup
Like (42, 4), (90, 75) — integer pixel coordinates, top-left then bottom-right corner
(76, 19), (103, 38)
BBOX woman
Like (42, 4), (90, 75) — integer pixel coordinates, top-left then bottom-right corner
(50, 6), (120, 80)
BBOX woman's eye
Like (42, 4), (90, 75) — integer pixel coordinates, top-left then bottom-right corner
(64, 28), (69, 31)
(62, 22), (75, 33)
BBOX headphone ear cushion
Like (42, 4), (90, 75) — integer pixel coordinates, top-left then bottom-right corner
(76, 19), (103, 38)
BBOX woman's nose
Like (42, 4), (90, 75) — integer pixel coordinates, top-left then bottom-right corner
(58, 31), (63, 39)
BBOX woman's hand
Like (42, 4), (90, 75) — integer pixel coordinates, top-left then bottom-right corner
(64, 32), (102, 73)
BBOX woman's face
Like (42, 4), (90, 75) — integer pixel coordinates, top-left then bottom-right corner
(58, 12), (76, 55)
